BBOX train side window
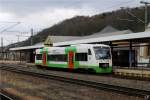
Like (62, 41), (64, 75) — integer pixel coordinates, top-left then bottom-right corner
(48, 54), (67, 62)
(75, 53), (87, 61)
(36, 54), (42, 60)
(88, 49), (92, 55)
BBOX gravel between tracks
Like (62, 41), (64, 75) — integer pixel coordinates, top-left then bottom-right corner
(1, 70), (144, 100)
(1, 63), (150, 91)
(24, 64), (150, 91)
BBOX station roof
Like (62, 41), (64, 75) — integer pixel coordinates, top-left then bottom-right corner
(44, 26), (124, 45)
(80, 30), (132, 39)
(10, 42), (44, 51)
(97, 25), (118, 33)
(44, 29), (132, 45)
(53, 31), (150, 46)
(10, 25), (147, 51)
(48, 36), (80, 43)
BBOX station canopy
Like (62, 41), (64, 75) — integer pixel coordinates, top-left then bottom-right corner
(9, 25), (149, 51)
(53, 31), (150, 46)
(9, 42), (44, 51)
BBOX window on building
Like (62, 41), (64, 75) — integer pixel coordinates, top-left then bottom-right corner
(88, 49), (92, 55)
(148, 46), (150, 56)
(75, 53), (87, 61)
(36, 54), (42, 60)
(48, 54), (67, 62)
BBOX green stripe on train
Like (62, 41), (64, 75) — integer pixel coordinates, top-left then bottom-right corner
(94, 66), (112, 73)
(46, 62), (112, 73)
(47, 63), (68, 68)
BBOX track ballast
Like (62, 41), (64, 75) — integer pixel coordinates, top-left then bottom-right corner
(1, 64), (150, 99)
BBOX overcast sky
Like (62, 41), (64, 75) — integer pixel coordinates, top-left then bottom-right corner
(0, 0), (148, 46)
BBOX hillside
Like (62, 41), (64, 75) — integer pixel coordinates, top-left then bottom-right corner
(11, 6), (150, 47)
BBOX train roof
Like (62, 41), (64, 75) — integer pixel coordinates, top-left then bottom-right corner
(36, 44), (109, 52)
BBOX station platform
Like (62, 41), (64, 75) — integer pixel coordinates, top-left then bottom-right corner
(26, 63), (35, 67)
(0, 60), (26, 64)
(113, 67), (150, 78)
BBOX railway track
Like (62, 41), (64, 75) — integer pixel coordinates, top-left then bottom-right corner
(2, 63), (150, 81)
(1, 64), (150, 99)
(0, 93), (13, 100)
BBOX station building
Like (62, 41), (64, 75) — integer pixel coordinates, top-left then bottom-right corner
(4, 25), (150, 68)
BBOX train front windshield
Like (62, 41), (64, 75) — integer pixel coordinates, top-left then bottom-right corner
(94, 47), (111, 60)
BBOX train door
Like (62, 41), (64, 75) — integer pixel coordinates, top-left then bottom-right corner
(43, 51), (47, 65)
(68, 51), (74, 71)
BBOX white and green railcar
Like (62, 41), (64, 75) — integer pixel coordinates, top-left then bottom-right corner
(35, 44), (112, 73)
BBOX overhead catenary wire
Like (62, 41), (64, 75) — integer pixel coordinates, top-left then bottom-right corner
(97, 0), (137, 13)
(121, 7), (145, 23)
(0, 21), (20, 23)
(0, 22), (21, 33)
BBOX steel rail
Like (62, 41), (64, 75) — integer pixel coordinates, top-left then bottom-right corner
(1, 64), (150, 98)
(1, 63), (150, 82)
(0, 93), (13, 100)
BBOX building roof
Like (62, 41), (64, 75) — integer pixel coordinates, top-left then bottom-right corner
(81, 29), (132, 39)
(10, 42), (44, 51)
(53, 31), (150, 46)
(50, 36), (80, 43)
(10, 29), (132, 51)
(44, 26), (122, 45)
(10, 26), (135, 51)
(10, 31), (149, 50)
(99, 25), (118, 33)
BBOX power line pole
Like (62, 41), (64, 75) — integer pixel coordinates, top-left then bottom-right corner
(31, 28), (33, 45)
(1, 37), (3, 53)
(140, 1), (150, 30)
(1, 37), (4, 60)
(16, 35), (20, 43)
